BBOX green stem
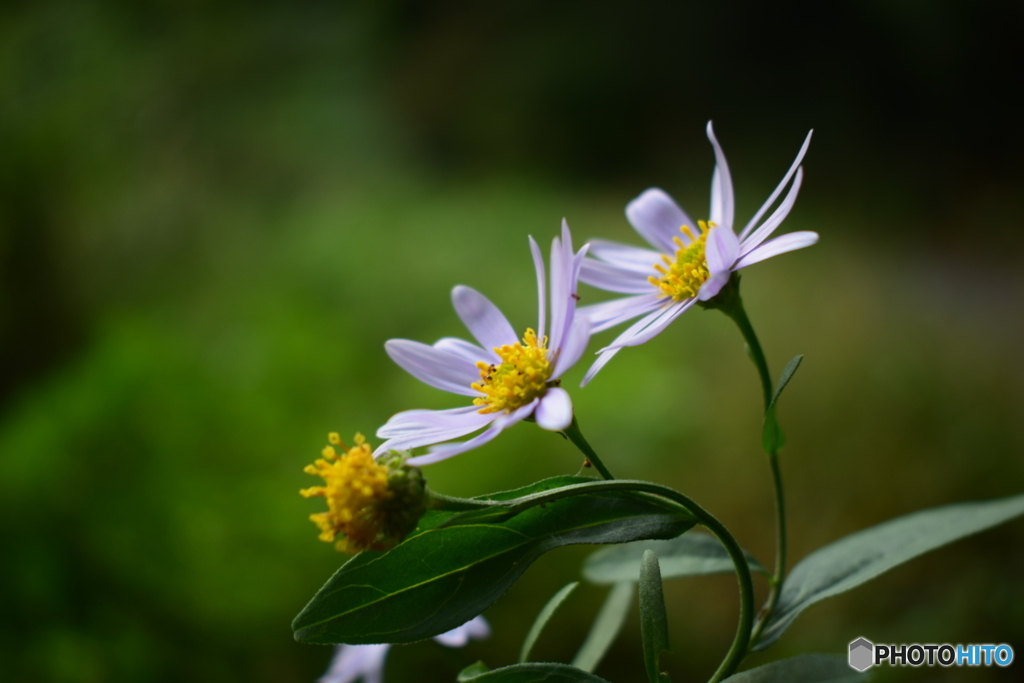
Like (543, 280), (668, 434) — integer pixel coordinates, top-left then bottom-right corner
(562, 416), (615, 480)
(426, 489), (493, 512)
(707, 277), (788, 652)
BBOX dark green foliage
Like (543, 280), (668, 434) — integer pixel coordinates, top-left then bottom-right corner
(583, 532), (768, 584)
(755, 492), (1024, 650)
(293, 484), (695, 644)
(458, 662), (613, 683)
(723, 654), (870, 682)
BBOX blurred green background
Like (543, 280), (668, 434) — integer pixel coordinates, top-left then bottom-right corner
(2, 2), (1023, 682)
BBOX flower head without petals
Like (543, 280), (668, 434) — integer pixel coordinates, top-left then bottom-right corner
(376, 221), (590, 465)
(301, 432), (426, 554)
(576, 122), (819, 386)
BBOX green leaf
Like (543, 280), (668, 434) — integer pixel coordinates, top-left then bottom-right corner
(582, 532), (768, 584)
(723, 654), (870, 682)
(458, 662), (613, 682)
(762, 355), (802, 454)
(458, 662), (492, 680)
(519, 581), (579, 662)
(755, 491), (1024, 651)
(571, 582), (634, 673)
(639, 550), (670, 683)
(293, 483), (695, 645)
(476, 476), (598, 502)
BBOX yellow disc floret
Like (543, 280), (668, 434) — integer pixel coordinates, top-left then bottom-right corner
(300, 433), (393, 554)
(649, 221), (715, 301)
(472, 329), (553, 414)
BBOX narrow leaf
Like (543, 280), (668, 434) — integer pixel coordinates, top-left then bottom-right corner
(762, 355), (802, 454)
(459, 662), (613, 682)
(583, 532), (768, 584)
(756, 491), (1024, 650)
(458, 662), (492, 680)
(723, 654), (870, 682)
(571, 582), (634, 673)
(639, 550), (670, 683)
(293, 482), (695, 645)
(519, 582), (579, 662)
(478, 475), (598, 502)
(769, 355), (803, 410)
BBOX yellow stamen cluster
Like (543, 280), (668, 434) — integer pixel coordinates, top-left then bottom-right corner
(300, 433), (393, 554)
(472, 329), (553, 414)
(649, 221), (715, 301)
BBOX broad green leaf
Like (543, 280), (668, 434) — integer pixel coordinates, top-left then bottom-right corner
(724, 654), (870, 682)
(639, 551), (670, 683)
(293, 484), (695, 644)
(762, 355), (802, 454)
(755, 491), (1024, 650)
(458, 662), (613, 683)
(519, 581), (579, 662)
(583, 532), (768, 584)
(571, 582), (634, 673)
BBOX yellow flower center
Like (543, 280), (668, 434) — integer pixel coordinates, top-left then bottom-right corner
(648, 221), (715, 301)
(472, 329), (553, 414)
(300, 432), (393, 554)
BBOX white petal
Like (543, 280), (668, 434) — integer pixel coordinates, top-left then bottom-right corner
(552, 316), (591, 379)
(697, 271), (731, 301)
(706, 121), (735, 232)
(625, 188), (696, 253)
(534, 387), (574, 431)
(549, 220), (585, 353)
(564, 233), (589, 338)
(734, 231), (819, 270)
(529, 236), (547, 342)
(433, 615), (491, 647)
(739, 167), (804, 256)
(588, 239), (664, 271)
(408, 400), (537, 466)
(739, 130), (813, 240)
(385, 339), (480, 396)
(705, 223), (740, 275)
(433, 337), (494, 365)
(603, 299), (693, 349)
(580, 346), (623, 388)
(376, 405), (488, 437)
(577, 294), (665, 334)
(579, 258), (654, 294)
(318, 644), (391, 683)
(452, 285), (518, 352)
(595, 306), (665, 352)
(548, 233), (567, 352)
(376, 411), (498, 453)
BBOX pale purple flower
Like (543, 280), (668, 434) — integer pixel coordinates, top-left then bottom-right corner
(318, 616), (490, 683)
(577, 122), (818, 386)
(377, 221), (590, 465)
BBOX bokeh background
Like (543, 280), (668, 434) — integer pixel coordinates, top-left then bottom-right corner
(2, 2), (1023, 682)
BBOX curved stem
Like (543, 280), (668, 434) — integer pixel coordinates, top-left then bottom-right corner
(426, 488), (493, 512)
(431, 477), (753, 681)
(562, 416), (615, 480)
(709, 278), (788, 652)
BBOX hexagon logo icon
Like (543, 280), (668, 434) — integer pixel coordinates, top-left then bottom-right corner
(849, 637), (874, 672)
